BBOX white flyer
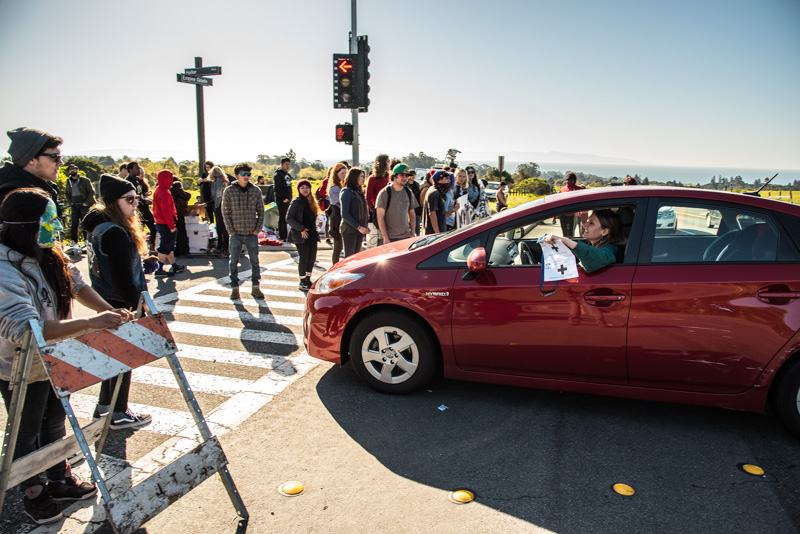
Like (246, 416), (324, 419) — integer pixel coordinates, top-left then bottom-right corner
(538, 237), (579, 281)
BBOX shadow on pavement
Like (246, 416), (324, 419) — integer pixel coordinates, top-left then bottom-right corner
(316, 366), (800, 534)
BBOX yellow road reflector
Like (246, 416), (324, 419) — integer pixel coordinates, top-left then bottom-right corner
(449, 489), (475, 504)
(278, 481), (305, 496)
(740, 464), (765, 476)
(612, 483), (635, 496)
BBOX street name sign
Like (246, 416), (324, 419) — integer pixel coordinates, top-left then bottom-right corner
(185, 66), (222, 76)
(177, 73), (213, 86)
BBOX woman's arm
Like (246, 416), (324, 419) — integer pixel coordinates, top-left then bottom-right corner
(43, 311), (129, 342)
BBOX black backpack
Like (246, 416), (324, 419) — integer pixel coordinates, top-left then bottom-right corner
(383, 183), (413, 211)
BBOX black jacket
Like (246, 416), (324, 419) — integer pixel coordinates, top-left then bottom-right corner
(273, 169), (293, 202)
(0, 162), (62, 219)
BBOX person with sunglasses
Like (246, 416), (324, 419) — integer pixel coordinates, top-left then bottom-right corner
(82, 174), (158, 431)
(0, 128), (63, 219)
(222, 163), (265, 300)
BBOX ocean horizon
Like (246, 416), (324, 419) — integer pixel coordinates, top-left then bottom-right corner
(482, 161), (799, 186)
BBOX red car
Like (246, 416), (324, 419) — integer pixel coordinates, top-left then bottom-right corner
(303, 187), (800, 436)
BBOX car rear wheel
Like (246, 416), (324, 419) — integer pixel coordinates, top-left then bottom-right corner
(772, 361), (800, 437)
(349, 311), (436, 394)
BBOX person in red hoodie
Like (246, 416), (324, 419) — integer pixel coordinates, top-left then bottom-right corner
(152, 169), (186, 277)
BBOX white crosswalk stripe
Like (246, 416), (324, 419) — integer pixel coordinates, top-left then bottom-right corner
(3, 254), (334, 534)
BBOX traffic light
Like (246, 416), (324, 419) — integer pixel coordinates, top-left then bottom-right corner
(332, 54), (357, 109)
(335, 124), (354, 144)
(355, 36), (370, 111)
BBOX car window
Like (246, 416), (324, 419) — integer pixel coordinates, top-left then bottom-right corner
(447, 238), (482, 263)
(650, 202), (778, 263)
(488, 205), (632, 267)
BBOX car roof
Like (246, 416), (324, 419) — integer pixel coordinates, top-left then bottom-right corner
(537, 186), (800, 216)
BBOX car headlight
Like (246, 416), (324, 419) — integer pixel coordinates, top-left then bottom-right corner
(314, 271), (365, 294)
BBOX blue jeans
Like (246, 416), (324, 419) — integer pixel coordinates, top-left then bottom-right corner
(229, 233), (260, 287)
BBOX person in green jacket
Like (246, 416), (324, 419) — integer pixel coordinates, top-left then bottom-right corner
(543, 209), (625, 273)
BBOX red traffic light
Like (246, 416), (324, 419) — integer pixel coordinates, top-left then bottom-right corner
(337, 59), (353, 74)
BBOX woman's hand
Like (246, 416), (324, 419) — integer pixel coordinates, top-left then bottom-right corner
(110, 308), (135, 322)
(543, 233), (577, 249)
(358, 225), (369, 235)
(87, 310), (130, 331)
(301, 229), (309, 239)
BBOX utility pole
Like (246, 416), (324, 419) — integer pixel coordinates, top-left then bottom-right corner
(350, 0), (359, 167)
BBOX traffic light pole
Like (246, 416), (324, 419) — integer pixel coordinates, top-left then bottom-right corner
(350, 0), (359, 167)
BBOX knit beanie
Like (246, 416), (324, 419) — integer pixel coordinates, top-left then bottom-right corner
(6, 127), (53, 168)
(297, 179), (312, 190)
(99, 173), (135, 205)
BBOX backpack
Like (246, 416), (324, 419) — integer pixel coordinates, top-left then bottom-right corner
(383, 183), (413, 212)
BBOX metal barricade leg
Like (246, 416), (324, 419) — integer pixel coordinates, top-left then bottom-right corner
(93, 376), (123, 460)
(60, 397), (112, 504)
(166, 353), (249, 519)
(0, 329), (34, 513)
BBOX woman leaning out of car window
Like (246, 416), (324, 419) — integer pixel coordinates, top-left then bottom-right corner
(543, 209), (625, 273)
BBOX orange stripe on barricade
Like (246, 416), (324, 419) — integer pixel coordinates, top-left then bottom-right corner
(39, 314), (177, 393)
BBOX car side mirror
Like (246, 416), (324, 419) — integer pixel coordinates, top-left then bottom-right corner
(462, 247), (486, 281)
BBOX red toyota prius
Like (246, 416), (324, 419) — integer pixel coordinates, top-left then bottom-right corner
(303, 187), (800, 436)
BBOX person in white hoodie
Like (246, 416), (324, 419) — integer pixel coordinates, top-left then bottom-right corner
(0, 188), (132, 525)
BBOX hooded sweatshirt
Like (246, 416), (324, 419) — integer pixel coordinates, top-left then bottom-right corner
(0, 244), (86, 383)
(152, 171), (177, 229)
(0, 162), (62, 220)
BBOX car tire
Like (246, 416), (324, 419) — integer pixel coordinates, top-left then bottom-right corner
(349, 311), (437, 394)
(772, 360), (800, 437)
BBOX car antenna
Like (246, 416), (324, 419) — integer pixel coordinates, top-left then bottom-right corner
(743, 173), (778, 196)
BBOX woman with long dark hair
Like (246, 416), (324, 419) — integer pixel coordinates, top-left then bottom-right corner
(0, 188), (131, 525)
(328, 162), (347, 263)
(543, 209), (625, 272)
(286, 179), (320, 291)
(83, 174), (156, 429)
(340, 167), (369, 258)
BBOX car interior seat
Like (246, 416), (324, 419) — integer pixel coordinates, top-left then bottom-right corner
(703, 229), (738, 261)
(717, 223), (777, 262)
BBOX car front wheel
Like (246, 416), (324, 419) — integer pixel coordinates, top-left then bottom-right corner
(772, 361), (800, 437)
(349, 311), (436, 394)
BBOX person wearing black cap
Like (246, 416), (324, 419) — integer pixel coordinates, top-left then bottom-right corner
(274, 158), (293, 241)
(0, 127), (63, 219)
(82, 174), (157, 430)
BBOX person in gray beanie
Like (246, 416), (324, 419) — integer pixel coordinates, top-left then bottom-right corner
(0, 128), (63, 219)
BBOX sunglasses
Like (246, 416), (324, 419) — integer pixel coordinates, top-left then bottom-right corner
(240, 172), (251, 177)
(121, 195), (139, 205)
(39, 153), (63, 163)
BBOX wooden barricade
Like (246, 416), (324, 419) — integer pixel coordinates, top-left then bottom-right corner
(0, 292), (248, 532)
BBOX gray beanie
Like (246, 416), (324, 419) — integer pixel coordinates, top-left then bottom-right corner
(6, 127), (56, 168)
(99, 173), (135, 205)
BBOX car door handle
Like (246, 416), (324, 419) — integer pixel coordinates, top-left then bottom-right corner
(757, 291), (800, 299)
(584, 294), (626, 302)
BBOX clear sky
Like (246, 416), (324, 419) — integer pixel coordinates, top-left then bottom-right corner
(1, 0), (798, 174)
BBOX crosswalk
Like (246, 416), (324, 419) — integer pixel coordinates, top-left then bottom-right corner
(2, 254), (331, 533)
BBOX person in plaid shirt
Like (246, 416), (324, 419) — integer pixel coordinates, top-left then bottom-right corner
(222, 163), (264, 300)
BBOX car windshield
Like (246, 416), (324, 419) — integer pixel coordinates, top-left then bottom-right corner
(408, 197), (546, 251)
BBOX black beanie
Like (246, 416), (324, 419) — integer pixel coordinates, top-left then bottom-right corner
(99, 173), (135, 205)
(6, 127), (54, 168)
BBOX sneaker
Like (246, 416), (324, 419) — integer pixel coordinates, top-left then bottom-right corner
(230, 287), (240, 300)
(47, 474), (97, 502)
(24, 487), (62, 525)
(109, 409), (152, 430)
(251, 286), (264, 299)
(171, 264), (186, 274)
(299, 280), (311, 291)
(154, 269), (174, 278)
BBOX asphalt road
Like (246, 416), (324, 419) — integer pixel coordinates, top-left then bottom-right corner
(1, 246), (799, 533)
